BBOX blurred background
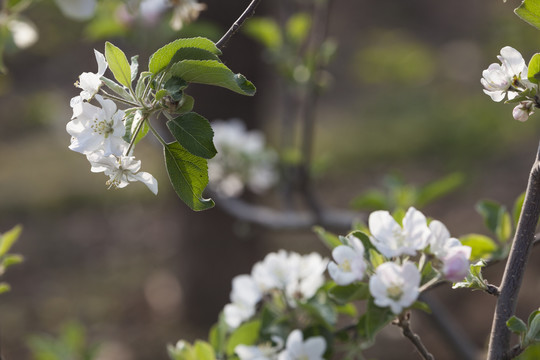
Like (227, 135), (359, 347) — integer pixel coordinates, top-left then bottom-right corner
(2, 0), (540, 359)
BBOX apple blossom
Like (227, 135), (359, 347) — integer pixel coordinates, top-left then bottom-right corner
(369, 207), (430, 258)
(223, 275), (262, 328)
(87, 152), (158, 195)
(7, 19), (38, 49)
(441, 241), (472, 282)
(169, 0), (206, 30)
(327, 235), (366, 286)
(481, 46), (530, 102)
(513, 100), (535, 122)
(277, 330), (326, 360)
(209, 119), (277, 197)
(235, 337), (284, 360)
(369, 261), (421, 314)
(74, 49), (108, 104)
(67, 95), (128, 156)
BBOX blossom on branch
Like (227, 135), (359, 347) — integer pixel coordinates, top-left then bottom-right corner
(369, 261), (420, 314)
(87, 152), (158, 195)
(327, 235), (366, 285)
(368, 207), (430, 258)
(235, 337), (284, 360)
(481, 46), (531, 102)
(277, 330), (326, 360)
(67, 95), (127, 156)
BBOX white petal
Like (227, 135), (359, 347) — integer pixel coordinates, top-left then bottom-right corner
(129, 171), (158, 195)
(54, 0), (96, 20)
(94, 49), (107, 76)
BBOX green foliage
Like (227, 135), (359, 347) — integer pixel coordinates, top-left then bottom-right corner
(164, 142), (214, 211)
(166, 112), (217, 159)
(328, 283), (370, 304)
(27, 321), (98, 360)
(286, 13), (312, 44)
(453, 261), (489, 292)
(515, 0), (540, 30)
(356, 299), (395, 343)
(507, 309), (540, 354)
(513, 192), (526, 227)
(149, 37), (222, 74)
(0, 225), (23, 293)
(104, 42), (132, 90)
(475, 200), (513, 243)
(460, 234), (498, 261)
(313, 226), (342, 249)
(168, 340), (216, 360)
(528, 53), (540, 84)
(243, 18), (282, 49)
(350, 173), (463, 212)
(226, 320), (261, 356)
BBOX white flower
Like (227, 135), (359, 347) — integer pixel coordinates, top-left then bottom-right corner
(277, 330), (326, 360)
(328, 236), (366, 286)
(252, 250), (299, 293)
(235, 337), (283, 360)
(369, 261), (420, 314)
(513, 100), (535, 122)
(67, 95), (127, 156)
(54, 0), (97, 20)
(441, 241), (471, 282)
(169, 0), (206, 30)
(294, 253), (328, 301)
(369, 207), (430, 258)
(75, 49), (108, 104)
(209, 119), (277, 197)
(481, 46), (530, 102)
(87, 152), (158, 195)
(8, 18), (38, 49)
(224, 275), (262, 329)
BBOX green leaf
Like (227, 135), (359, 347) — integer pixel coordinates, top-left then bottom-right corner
(104, 42), (132, 89)
(3, 254), (23, 268)
(329, 283), (370, 304)
(460, 234), (498, 260)
(515, 0), (540, 30)
(350, 190), (387, 211)
(313, 226), (342, 249)
(475, 200), (512, 242)
(526, 310), (540, 345)
(243, 17), (283, 49)
(164, 76), (188, 101)
(513, 191), (526, 227)
(176, 94), (195, 114)
(286, 13), (312, 44)
(149, 37), (222, 74)
(497, 210), (513, 243)
(164, 142), (214, 211)
(209, 313), (227, 355)
(416, 173), (464, 208)
(0, 225), (21, 257)
(167, 112), (217, 159)
(335, 303), (358, 317)
(130, 55), (139, 82)
(507, 316), (528, 335)
(357, 299), (395, 341)
(123, 110), (149, 146)
(368, 248), (386, 268)
(193, 341), (216, 360)
(100, 76), (131, 99)
(453, 261), (489, 291)
(529, 53), (540, 84)
(169, 47), (221, 64)
(299, 300), (337, 328)
(226, 320), (261, 356)
(156, 89), (169, 102)
(420, 261), (440, 285)
(135, 71), (152, 100)
(167, 60), (256, 96)
(0, 283), (10, 294)
(411, 301), (431, 314)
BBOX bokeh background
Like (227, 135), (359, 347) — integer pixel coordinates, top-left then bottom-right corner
(2, 0), (540, 359)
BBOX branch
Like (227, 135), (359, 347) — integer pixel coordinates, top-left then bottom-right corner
(487, 140), (540, 360)
(212, 193), (364, 230)
(215, 0), (262, 50)
(394, 312), (435, 360)
(505, 344), (525, 360)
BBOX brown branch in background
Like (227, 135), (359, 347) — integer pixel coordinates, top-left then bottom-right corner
(394, 312), (435, 360)
(487, 140), (540, 360)
(215, 0), (262, 49)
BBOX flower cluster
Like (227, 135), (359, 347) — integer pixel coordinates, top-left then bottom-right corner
(208, 119), (278, 197)
(66, 50), (158, 195)
(119, 0), (206, 30)
(235, 329), (326, 360)
(481, 46), (539, 122)
(328, 207), (471, 314)
(223, 251), (328, 329)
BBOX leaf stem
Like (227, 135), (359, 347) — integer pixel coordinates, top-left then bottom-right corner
(487, 140), (540, 360)
(215, 0), (263, 49)
(125, 113), (147, 156)
(147, 120), (168, 148)
(100, 90), (140, 108)
(395, 312), (434, 360)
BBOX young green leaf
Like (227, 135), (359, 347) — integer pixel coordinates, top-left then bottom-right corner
(328, 283), (370, 304)
(513, 191), (526, 227)
(100, 76), (131, 100)
(193, 341), (216, 360)
(0, 225), (22, 257)
(164, 142), (214, 211)
(526, 310), (540, 345)
(313, 226), (342, 249)
(529, 53), (540, 84)
(286, 13), (312, 44)
(357, 299), (395, 341)
(515, 0), (540, 30)
(104, 42), (132, 89)
(243, 17), (283, 50)
(507, 316), (527, 335)
(166, 112), (217, 159)
(130, 55), (139, 81)
(460, 234), (498, 260)
(167, 60), (256, 96)
(225, 320), (261, 356)
(149, 37), (222, 74)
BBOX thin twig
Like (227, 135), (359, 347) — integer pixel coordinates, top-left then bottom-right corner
(487, 140), (540, 360)
(215, 0), (262, 50)
(394, 312), (435, 360)
(505, 344), (525, 360)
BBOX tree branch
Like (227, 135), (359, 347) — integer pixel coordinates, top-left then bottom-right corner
(394, 312), (435, 360)
(487, 140), (540, 360)
(215, 0), (262, 50)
